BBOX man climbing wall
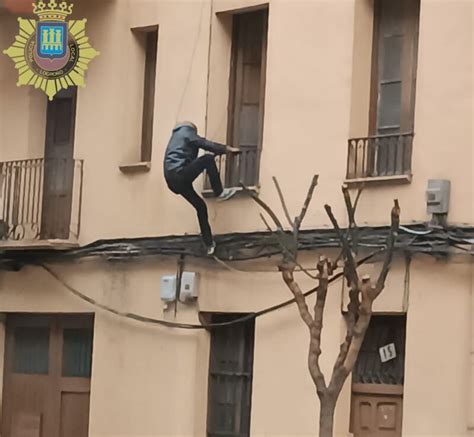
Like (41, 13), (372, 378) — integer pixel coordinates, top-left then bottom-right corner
(163, 122), (240, 255)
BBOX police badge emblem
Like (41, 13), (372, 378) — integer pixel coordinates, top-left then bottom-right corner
(3, 1), (99, 100)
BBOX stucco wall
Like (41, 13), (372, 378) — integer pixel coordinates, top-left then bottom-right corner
(0, 254), (470, 436)
(0, 0), (472, 243)
(0, 0), (472, 436)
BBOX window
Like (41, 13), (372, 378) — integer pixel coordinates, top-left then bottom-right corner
(370, 0), (419, 136)
(347, 0), (420, 180)
(369, 0), (419, 175)
(226, 9), (268, 188)
(352, 315), (406, 385)
(13, 326), (50, 375)
(136, 27), (158, 163)
(207, 314), (255, 437)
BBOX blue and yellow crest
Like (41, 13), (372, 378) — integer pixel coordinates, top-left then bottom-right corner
(37, 22), (68, 58)
(3, 1), (99, 100)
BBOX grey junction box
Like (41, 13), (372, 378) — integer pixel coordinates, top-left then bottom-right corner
(426, 179), (451, 214)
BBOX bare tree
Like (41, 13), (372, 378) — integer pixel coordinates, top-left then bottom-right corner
(241, 175), (400, 437)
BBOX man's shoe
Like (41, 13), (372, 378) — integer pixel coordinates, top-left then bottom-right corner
(217, 187), (239, 202)
(207, 241), (217, 256)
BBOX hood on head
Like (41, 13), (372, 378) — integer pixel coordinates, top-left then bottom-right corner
(173, 121), (197, 132)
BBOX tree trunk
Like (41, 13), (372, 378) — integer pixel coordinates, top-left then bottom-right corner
(319, 397), (336, 437)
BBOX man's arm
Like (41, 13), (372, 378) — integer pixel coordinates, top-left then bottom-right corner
(190, 135), (228, 155)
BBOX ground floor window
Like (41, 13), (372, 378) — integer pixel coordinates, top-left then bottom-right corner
(206, 313), (255, 437)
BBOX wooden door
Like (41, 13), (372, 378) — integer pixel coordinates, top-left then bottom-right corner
(1, 314), (93, 437)
(350, 384), (403, 436)
(41, 88), (77, 240)
(350, 315), (406, 437)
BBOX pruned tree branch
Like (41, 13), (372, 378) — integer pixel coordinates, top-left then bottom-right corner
(374, 199), (400, 297)
(240, 183), (285, 232)
(259, 213), (273, 233)
(353, 186), (364, 212)
(242, 175), (399, 437)
(281, 267), (314, 329)
(294, 175), (319, 232)
(324, 205), (359, 289)
(272, 176), (294, 228)
(281, 264), (327, 395)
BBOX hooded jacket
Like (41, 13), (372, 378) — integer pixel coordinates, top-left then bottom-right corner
(163, 122), (227, 174)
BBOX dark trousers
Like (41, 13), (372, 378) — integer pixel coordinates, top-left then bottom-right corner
(165, 154), (223, 246)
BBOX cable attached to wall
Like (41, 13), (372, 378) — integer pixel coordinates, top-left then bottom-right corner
(37, 250), (382, 330)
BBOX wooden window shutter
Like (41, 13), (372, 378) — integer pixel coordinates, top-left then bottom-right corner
(227, 9), (268, 187)
(370, 0), (420, 135)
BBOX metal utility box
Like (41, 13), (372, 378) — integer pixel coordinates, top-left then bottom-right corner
(426, 179), (450, 214)
(180, 272), (199, 301)
(160, 275), (177, 302)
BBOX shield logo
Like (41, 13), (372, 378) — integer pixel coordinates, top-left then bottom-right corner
(36, 22), (68, 59)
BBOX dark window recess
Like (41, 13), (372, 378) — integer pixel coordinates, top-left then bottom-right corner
(353, 315), (406, 385)
(62, 328), (93, 378)
(207, 314), (255, 437)
(42, 87), (77, 240)
(135, 26), (158, 162)
(13, 327), (50, 375)
(225, 9), (268, 188)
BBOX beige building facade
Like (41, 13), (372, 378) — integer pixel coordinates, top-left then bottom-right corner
(0, 0), (473, 436)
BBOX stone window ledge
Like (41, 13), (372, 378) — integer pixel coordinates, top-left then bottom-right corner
(119, 162), (151, 174)
(344, 174), (412, 187)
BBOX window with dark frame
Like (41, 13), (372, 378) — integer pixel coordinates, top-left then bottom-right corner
(369, 0), (419, 176)
(207, 314), (255, 437)
(352, 315), (406, 385)
(136, 27), (158, 163)
(225, 8), (268, 188)
(347, 0), (420, 180)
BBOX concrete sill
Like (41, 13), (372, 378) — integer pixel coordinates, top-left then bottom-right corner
(119, 162), (151, 174)
(0, 239), (79, 250)
(345, 174), (412, 187)
(202, 185), (259, 199)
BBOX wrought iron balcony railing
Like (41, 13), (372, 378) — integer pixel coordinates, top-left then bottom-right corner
(346, 133), (414, 180)
(204, 146), (261, 192)
(0, 158), (83, 242)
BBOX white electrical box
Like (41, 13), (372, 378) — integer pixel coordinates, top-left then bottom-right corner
(426, 179), (451, 214)
(160, 275), (177, 302)
(180, 272), (199, 301)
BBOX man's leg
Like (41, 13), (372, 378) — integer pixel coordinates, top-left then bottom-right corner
(180, 155), (223, 196)
(180, 186), (214, 248)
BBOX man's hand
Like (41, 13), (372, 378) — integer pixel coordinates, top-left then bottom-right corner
(226, 146), (241, 154)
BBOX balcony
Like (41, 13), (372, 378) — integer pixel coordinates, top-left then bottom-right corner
(204, 146), (261, 195)
(0, 158), (83, 248)
(346, 133), (414, 184)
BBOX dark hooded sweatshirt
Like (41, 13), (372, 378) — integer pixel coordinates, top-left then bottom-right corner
(163, 123), (226, 175)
